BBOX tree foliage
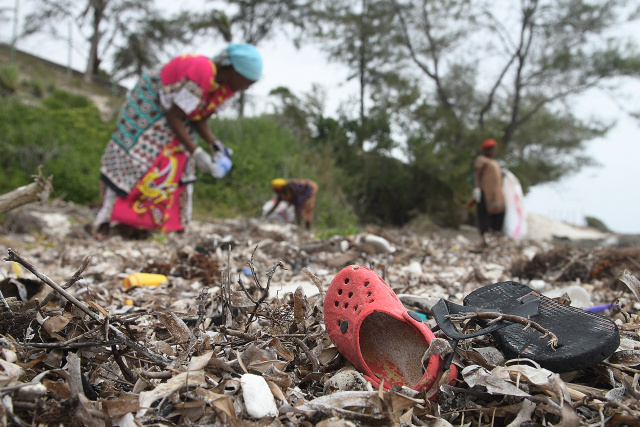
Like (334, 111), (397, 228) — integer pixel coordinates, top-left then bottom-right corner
(23, 0), (156, 81)
(111, 15), (193, 81)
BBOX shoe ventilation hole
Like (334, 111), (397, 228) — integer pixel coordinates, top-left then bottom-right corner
(353, 305), (358, 311)
(370, 299), (375, 303)
(364, 281), (370, 287)
(344, 278), (350, 284)
(367, 292), (372, 297)
(344, 303), (349, 308)
(348, 292), (353, 298)
(337, 319), (341, 326)
(334, 301), (339, 307)
(338, 289), (343, 295)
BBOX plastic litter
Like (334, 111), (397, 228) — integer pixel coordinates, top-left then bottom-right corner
(240, 373), (278, 418)
(584, 303), (616, 313)
(123, 273), (168, 289)
(262, 198), (295, 223)
(502, 169), (527, 239)
(211, 153), (232, 179)
(362, 234), (396, 253)
(543, 285), (592, 308)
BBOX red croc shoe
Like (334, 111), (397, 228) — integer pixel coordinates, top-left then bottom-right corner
(325, 264), (456, 394)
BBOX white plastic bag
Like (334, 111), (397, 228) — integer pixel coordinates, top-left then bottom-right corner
(502, 169), (527, 239)
(262, 198), (295, 223)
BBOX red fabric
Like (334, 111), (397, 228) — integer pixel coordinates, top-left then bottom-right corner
(159, 54), (235, 120)
(160, 54), (215, 93)
(111, 140), (187, 232)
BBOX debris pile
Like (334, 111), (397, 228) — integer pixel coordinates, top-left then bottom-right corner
(0, 209), (639, 426)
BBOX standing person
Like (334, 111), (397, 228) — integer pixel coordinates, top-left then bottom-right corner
(265, 178), (319, 230)
(92, 43), (262, 237)
(472, 139), (505, 245)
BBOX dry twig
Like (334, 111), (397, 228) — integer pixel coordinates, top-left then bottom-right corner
(446, 311), (559, 349)
(5, 248), (171, 366)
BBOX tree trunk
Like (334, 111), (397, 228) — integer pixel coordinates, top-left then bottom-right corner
(84, 0), (106, 82)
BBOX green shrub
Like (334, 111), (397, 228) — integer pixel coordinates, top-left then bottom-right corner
(0, 97), (356, 230)
(0, 64), (20, 93)
(0, 95), (114, 204)
(586, 216), (610, 232)
(192, 117), (357, 229)
(24, 77), (46, 98)
(42, 90), (91, 109)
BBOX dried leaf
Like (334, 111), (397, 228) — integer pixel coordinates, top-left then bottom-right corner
(247, 359), (288, 374)
(16, 353), (46, 370)
(44, 378), (71, 398)
(193, 387), (237, 418)
(0, 359), (22, 386)
(318, 347), (340, 365)
(268, 337), (295, 362)
(138, 371), (207, 417)
(303, 390), (384, 412)
(462, 365), (530, 397)
(390, 391), (424, 412)
(188, 350), (213, 371)
(88, 300), (109, 319)
(422, 338), (452, 366)
(263, 364), (293, 389)
(207, 357), (238, 375)
(101, 394), (141, 418)
(42, 315), (70, 334)
(230, 290), (254, 308)
(609, 350), (640, 366)
(506, 399), (535, 427)
(158, 312), (193, 350)
(155, 340), (175, 356)
(465, 347), (506, 369)
(618, 270), (640, 302)
(266, 379), (287, 402)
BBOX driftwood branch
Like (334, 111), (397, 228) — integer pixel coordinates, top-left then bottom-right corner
(0, 166), (52, 214)
(4, 249), (171, 367)
(446, 311), (559, 349)
(17, 340), (122, 349)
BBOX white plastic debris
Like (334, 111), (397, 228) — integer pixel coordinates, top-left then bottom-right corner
(528, 279), (547, 291)
(362, 234), (396, 253)
(400, 261), (422, 275)
(240, 374), (278, 419)
(543, 285), (592, 308)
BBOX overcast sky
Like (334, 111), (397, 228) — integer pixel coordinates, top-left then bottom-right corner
(2, 1), (640, 234)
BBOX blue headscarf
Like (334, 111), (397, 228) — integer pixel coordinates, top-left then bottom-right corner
(215, 43), (263, 81)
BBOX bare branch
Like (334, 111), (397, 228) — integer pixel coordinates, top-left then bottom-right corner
(446, 310), (559, 349)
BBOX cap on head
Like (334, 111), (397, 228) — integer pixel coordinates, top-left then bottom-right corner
(481, 139), (497, 150)
(271, 178), (286, 190)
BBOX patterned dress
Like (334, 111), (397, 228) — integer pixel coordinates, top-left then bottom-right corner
(96, 55), (234, 232)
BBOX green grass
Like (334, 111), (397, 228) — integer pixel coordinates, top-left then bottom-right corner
(0, 95), (358, 230)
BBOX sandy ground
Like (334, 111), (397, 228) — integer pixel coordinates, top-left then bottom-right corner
(524, 212), (613, 242)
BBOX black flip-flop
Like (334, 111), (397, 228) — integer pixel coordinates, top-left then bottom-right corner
(432, 281), (620, 372)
